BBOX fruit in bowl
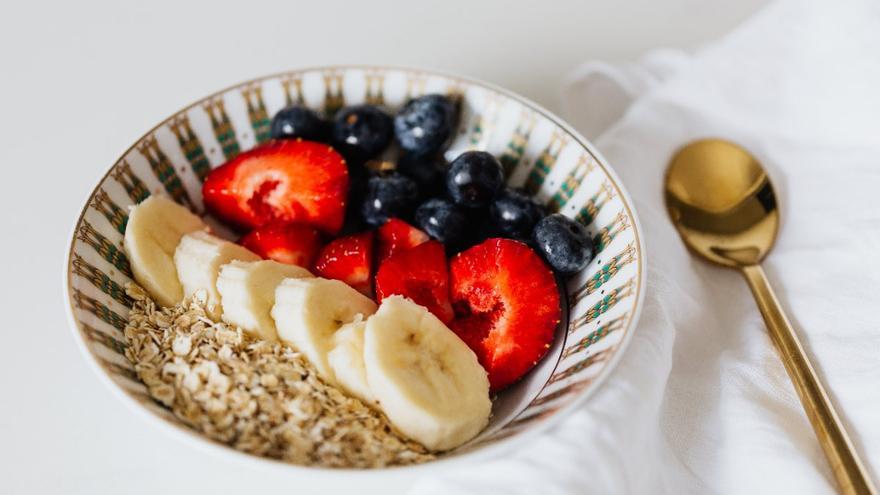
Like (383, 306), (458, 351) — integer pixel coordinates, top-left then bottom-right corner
(65, 67), (644, 471)
(120, 92), (597, 455)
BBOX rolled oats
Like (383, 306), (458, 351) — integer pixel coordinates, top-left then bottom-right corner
(123, 283), (433, 468)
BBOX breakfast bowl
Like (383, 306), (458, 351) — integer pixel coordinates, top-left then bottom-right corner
(64, 65), (645, 473)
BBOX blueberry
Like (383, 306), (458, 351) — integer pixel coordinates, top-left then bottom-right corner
(332, 105), (393, 161)
(490, 188), (546, 240)
(532, 213), (594, 275)
(394, 94), (457, 156)
(415, 198), (469, 249)
(270, 105), (329, 141)
(446, 151), (504, 207)
(397, 153), (447, 198)
(361, 173), (419, 226)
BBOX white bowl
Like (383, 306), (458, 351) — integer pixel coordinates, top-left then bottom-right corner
(64, 65), (646, 473)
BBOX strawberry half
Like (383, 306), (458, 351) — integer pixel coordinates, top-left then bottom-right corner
(375, 240), (454, 323)
(313, 232), (374, 296)
(203, 139), (348, 233)
(239, 223), (322, 269)
(449, 238), (561, 391)
(377, 218), (430, 262)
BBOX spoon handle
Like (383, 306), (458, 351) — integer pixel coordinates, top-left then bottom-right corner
(741, 264), (876, 495)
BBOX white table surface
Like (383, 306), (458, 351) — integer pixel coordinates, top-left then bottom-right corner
(0, 0), (766, 493)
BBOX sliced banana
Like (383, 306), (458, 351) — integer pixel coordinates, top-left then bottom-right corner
(364, 296), (491, 451)
(123, 195), (207, 307)
(272, 278), (377, 382)
(327, 319), (376, 404)
(174, 231), (260, 319)
(216, 260), (313, 342)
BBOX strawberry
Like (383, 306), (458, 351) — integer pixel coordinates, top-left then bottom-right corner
(239, 223), (322, 269)
(375, 240), (454, 323)
(313, 232), (374, 296)
(203, 139), (348, 233)
(376, 218), (429, 262)
(449, 238), (561, 391)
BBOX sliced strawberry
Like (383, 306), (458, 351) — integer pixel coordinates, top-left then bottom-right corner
(449, 238), (561, 391)
(376, 218), (430, 262)
(375, 240), (454, 323)
(313, 232), (374, 296)
(239, 223), (322, 268)
(203, 139), (348, 233)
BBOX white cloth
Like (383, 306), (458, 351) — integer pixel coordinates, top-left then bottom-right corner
(411, 0), (880, 493)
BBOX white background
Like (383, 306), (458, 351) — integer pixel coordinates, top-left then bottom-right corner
(0, 0), (766, 493)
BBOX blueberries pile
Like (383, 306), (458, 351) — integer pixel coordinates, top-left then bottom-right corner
(269, 95), (594, 275)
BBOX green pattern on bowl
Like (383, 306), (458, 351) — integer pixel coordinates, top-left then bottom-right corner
(64, 66), (645, 469)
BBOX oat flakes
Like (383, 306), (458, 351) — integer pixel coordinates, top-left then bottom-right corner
(122, 283), (434, 468)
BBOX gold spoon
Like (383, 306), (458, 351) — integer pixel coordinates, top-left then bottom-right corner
(664, 138), (876, 495)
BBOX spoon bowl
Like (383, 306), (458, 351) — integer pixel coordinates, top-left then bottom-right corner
(664, 138), (779, 267)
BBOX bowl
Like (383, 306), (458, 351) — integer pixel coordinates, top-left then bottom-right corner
(63, 65), (646, 473)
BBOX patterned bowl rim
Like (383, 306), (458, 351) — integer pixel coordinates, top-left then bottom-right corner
(63, 64), (646, 476)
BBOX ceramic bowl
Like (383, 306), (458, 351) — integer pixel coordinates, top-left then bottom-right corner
(64, 66), (645, 473)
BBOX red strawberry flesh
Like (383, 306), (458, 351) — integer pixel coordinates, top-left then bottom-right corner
(239, 223), (322, 269)
(449, 238), (561, 391)
(203, 139), (348, 233)
(377, 218), (429, 262)
(375, 240), (454, 323)
(313, 232), (374, 296)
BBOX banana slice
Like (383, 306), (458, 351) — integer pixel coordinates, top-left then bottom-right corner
(272, 278), (377, 382)
(327, 319), (376, 404)
(174, 231), (260, 319)
(364, 296), (491, 451)
(123, 195), (207, 307)
(216, 260), (313, 342)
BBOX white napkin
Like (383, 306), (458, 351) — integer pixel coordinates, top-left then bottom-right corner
(411, 0), (880, 493)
